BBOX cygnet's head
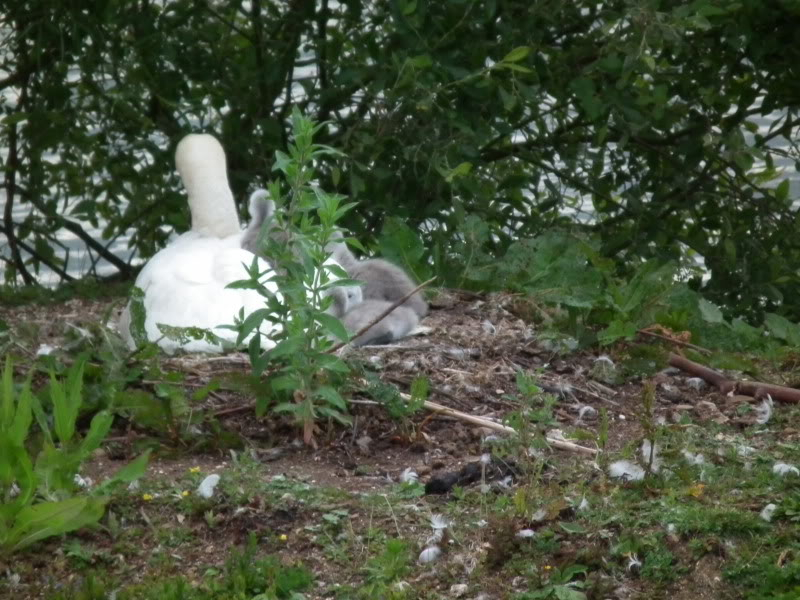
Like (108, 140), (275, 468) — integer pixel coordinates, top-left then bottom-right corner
(319, 256), (363, 317)
(324, 284), (363, 319)
(325, 230), (359, 270)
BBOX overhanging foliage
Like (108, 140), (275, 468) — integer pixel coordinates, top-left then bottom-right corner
(1, 0), (799, 320)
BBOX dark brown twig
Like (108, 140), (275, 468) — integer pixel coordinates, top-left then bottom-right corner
(668, 352), (800, 404)
(668, 353), (731, 391)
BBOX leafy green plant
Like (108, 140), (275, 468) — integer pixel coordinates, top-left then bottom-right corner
(356, 538), (412, 599)
(233, 109), (357, 444)
(47, 535), (313, 599)
(513, 564), (588, 600)
(0, 357), (149, 556)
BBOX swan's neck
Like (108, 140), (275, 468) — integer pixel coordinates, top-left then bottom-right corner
(175, 134), (241, 238)
(186, 174), (240, 238)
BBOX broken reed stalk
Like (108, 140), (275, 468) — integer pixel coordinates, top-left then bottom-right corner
(419, 397), (598, 456)
(327, 276), (436, 354)
(637, 329), (712, 355)
(668, 353), (800, 404)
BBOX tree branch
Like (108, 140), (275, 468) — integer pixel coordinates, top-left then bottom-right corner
(0, 223), (74, 281)
(3, 102), (35, 285)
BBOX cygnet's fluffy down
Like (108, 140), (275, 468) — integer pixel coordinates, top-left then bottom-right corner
(342, 299), (419, 346)
(328, 237), (428, 318)
(242, 190), (425, 345)
(240, 190), (290, 260)
(118, 134), (279, 353)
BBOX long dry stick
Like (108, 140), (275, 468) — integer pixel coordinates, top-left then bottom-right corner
(421, 398), (598, 456)
(327, 276), (436, 353)
(637, 328), (712, 355)
(668, 352), (800, 404)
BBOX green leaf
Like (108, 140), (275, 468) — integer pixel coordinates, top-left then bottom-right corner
(598, 319), (637, 345)
(78, 410), (114, 459)
(28, 391), (53, 447)
(315, 311), (350, 341)
(502, 46), (531, 63)
(443, 162), (473, 183)
(764, 313), (800, 345)
(128, 286), (149, 348)
(95, 450), (151, 494)
(698, 298), (725, 324)
(410, 377), (429, 404)
(402, 0), (417, 15)
(408, 54), (432, 69)
(499, 62), (533, 73)
(559, 521), (587, 534)
(49, 371), (74, 445)
(775, 178), (790, 202)
(554, 586), (587, 600)
(0, 440), (35, 517)
(8, 373), (33, 447)
(570, 77), (602, 120)
(315, 385), (348, 412)
(5, 496), (107, 553)
(1, 356), (13, 427)
(235, 308), (274, 345)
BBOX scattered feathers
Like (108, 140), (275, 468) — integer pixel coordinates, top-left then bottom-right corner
(760, 503), (778, 522)
(197, 474), (220, 498)
(608, 460), (646, 482)
(772, 462), (799, 477)
(755, 395), (774, 425)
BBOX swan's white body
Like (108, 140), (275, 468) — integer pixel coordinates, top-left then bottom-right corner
(119, 230), (279, 353)
(119, 134), (279, 353)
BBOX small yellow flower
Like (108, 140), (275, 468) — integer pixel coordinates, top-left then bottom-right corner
(543, 564), (552, 571)
(687, 483), (706, 498)
(182, 490), (190, 497)
(279, 534), (288, 542)
(189, 467), (201, 474)
(142, 493), (154, 501)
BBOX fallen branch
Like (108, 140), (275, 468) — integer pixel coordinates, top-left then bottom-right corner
(668, 353), (800, 404)
(328, 277), (436, 354)
(668, 353), (731, 391)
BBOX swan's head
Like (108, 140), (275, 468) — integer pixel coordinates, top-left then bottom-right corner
(174, 133), (240, 238)
(175, 134), (228, 183)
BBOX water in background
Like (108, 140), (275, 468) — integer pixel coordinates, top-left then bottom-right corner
(1, 48), (797, 286)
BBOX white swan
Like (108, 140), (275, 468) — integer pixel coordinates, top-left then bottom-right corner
(118, 134), (280, 353)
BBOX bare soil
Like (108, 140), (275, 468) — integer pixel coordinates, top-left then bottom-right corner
(0, 290), (777, 599)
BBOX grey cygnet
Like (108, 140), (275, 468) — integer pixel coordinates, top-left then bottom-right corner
(241, 190), (361, 318)
(342, 299), (419, 346)
(328, 236), (428, 319)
